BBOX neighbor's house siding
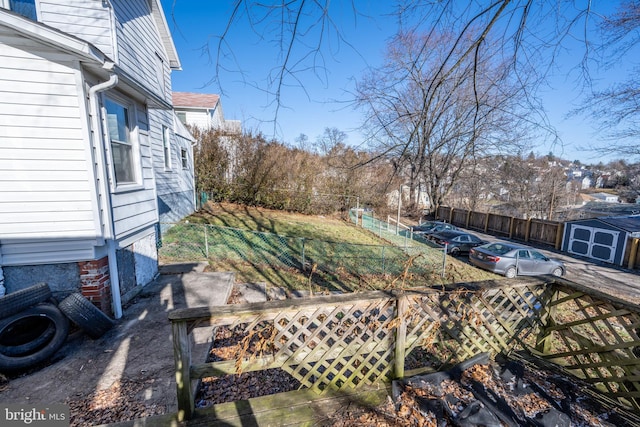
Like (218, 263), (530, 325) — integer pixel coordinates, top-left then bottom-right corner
(38, 0), (114, 59)
(179, 107), (224, 130)
(0, 28), (101, 265)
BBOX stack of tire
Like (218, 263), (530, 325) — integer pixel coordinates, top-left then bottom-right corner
(0, 283), (114, 372)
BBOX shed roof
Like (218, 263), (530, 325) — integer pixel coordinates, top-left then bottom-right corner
(172, 92), (220, 108)
(599, 215), (640, 233)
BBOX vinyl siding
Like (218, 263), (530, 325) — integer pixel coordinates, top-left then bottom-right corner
(106, 100), (158, 240)
(0, 32), (97, 242)
(110, 0), (170, 104)
(37, 0), (114, 58)
(150, 109), (195, 223)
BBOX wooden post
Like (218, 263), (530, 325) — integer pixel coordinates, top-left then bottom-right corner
(484, 212), (490, 233)
(172, 320), (194, 421)
(448, 207), (454, 225)
(394, 294), (408, 379)
(536, 288), (558, 355)
(465, 210), (471, 229)
(508, 216), (515, 239)
(554, 223), (564, 250)
(525, 218), (532, 242)
(629, 238), (640, 270)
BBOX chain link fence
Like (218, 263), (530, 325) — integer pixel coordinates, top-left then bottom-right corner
(158, 220), (444, 278)
(350, 209), (447, 267)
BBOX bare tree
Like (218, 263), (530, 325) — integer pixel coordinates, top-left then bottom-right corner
(356, 29), (532, 217)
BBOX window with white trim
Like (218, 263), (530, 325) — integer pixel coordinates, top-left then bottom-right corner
(104, 98), (137, 185)
(2, 0), (37, 20)
(162, 126), (171, 169)
(180, 148), (188, 169)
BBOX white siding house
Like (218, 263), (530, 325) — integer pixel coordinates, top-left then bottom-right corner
(173, 92), (242, 133)
(0, 0), (195, 317)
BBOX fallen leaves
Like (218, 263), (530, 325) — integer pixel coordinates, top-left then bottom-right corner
(66, 376), (166, 427)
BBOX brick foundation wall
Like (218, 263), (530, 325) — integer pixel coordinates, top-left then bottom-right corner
(78, 257), (112, 315)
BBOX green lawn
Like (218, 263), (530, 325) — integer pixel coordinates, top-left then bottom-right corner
(159, 203), (496, 292)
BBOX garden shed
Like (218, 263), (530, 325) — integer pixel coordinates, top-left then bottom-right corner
(562, 215), (640, 266)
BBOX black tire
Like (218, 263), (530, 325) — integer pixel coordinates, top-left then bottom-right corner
(450, 247), (461, 257)
(0, 321), (56, 357)
(58, 293), (114, 339)
(0, 282), (52, 319)
(0, 303), (69, 371)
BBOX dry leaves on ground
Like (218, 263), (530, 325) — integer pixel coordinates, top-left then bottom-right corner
(66, 376), (166, 427)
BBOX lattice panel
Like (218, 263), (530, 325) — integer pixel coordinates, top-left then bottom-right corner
(539, 284), (640, 410)
(270, 298), (398, 394)
(404, 284), (549, 367)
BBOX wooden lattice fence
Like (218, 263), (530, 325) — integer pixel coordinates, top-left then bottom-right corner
(168, 276), (640, 422)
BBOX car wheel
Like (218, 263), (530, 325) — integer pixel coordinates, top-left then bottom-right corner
(58, 293), (114, 339)
(450, 247), (460, 257)
(0, 303), (69, 371)
(504, 266), (517, 279)
(0, 282), (52, 319)
(552, 267), (563, 277)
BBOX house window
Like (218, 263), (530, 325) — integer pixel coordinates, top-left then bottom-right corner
(162, 126), (171, 169)
(6, 0), (37, 20)
(180, 148), (188, 169)
(104, 98), (136, 185)
(176, 111), (187, 126)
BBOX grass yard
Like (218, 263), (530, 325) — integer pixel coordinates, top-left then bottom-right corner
(159, 202), (496, 292)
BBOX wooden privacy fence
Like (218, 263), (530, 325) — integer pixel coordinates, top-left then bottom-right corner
(168, 277), (640, 422)
(437, 206), (564, 248)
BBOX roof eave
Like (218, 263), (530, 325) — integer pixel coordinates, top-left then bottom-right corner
(0, 8), (107, 65)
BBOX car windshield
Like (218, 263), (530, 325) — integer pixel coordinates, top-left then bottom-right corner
(483, 243), (517, 255)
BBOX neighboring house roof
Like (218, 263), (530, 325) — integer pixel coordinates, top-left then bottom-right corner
(172, 92), (220, 109)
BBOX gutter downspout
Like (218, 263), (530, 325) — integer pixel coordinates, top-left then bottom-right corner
(88, 69), (123, 319)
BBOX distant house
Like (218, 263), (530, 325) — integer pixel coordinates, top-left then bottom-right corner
(591, 193), (620, 203)
(0, 0), (194, 317)
(173, 92), (241, 133)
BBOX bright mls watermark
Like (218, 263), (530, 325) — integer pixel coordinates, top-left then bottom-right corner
(1, 404), (69, 426)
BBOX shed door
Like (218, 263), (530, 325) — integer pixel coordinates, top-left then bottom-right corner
(567, 225), (619, 263)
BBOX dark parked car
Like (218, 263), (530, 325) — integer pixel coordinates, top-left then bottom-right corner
(469, 242), (565, 278)
(429, 230), (485, 256)
(412, 221), (458, 236)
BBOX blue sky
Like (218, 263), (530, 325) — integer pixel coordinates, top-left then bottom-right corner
(162, 1), (636, 163)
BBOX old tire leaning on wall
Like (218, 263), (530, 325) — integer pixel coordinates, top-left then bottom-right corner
(58, 293), (114, 339)
(0, 303), (70, 371)
(0, 282), (52, 320)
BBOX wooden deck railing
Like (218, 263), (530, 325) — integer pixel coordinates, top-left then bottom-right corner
(169, 276), (640, 422)
(168, 278), (552, 421)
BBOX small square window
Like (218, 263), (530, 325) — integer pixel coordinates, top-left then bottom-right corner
(180, 148), (188, 169)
